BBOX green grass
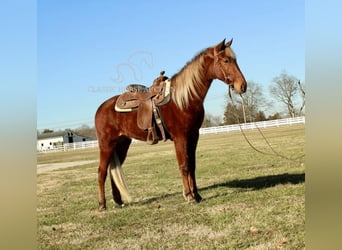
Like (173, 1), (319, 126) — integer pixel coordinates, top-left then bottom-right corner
(37, 124), (305, 249)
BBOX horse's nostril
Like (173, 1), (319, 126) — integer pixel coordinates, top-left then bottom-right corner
(241, 83), (247, 92)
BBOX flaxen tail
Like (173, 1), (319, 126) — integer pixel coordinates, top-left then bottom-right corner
(109, 151), (132, 203)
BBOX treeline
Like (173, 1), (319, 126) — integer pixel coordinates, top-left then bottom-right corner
(38, 125), (97, 140)
(202, 111), (282, 128)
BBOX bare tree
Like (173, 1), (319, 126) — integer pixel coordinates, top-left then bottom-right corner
(202, 114), (222, 127)
(269, 72), (300, 118)
(240, 81), (271, 121)
(224, 81), (270, 123)
(74, 124), (97, 139)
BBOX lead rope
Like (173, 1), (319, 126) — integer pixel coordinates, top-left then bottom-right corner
(228, 87), (305, 162)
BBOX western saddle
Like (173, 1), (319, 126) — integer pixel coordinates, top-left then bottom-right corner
(115, 71), (172, 144)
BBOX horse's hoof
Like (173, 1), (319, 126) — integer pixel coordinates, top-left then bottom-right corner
(188, 198), (196, 203)
(184, 193), (196, 203)
(194, 193), (202, 203)
(99, 206), (106, 211)
(99, 201), (107, 211)
(184, 193), (202, 203)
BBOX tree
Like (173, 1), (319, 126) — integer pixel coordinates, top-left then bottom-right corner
(240, 81), (271, 121)
(74, 124), (97, 139)
(268, 112), (282, 120)
(224, 81), (270, 124)
(255, 111), (266, 121)
(42, 129), (54, 134)
(202, 114), (222, 127)
(269, 72), (301, 118)
(223, 103), (244, 124)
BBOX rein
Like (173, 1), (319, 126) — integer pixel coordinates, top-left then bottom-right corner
(228, 87), (305, 163)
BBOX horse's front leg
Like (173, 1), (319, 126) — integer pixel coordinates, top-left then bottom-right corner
(174, 133), (202, 203)
(98, 149), (112, 210)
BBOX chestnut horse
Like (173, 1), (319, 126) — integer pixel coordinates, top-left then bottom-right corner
(95, 39), (247, 210)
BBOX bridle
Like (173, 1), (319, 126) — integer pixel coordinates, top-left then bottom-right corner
(213, 52), (234, 90)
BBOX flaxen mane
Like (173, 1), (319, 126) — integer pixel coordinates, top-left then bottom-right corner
(171, 48), (210, 110)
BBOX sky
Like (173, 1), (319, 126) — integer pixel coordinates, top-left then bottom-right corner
(37, 0), (304, 131)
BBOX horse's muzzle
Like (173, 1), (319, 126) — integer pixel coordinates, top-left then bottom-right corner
(233, 81), (247, 94)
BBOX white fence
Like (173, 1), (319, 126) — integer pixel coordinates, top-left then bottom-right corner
(37, 140), (99, 153)
(199, 116), (305, 135)
(63, 140), (99, 151)
(37, 116), (305, 153)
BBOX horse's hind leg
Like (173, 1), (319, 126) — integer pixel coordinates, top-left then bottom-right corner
(109, 136), (132, 206)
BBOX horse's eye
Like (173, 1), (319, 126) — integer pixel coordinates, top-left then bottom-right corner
(224, 58), (231, 63)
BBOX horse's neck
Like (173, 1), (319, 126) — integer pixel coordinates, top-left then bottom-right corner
(195, 77), (213, 103)
(173, 73), (212, 108)
(189, 62), (214, 103)
(170, 52), (215, 110)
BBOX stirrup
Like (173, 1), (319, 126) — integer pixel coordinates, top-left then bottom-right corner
(146, 127), (159, 145)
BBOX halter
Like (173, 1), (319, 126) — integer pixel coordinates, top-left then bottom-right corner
(213, 51), (234, 89)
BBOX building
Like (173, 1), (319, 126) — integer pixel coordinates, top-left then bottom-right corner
(37, 130), (92, 152)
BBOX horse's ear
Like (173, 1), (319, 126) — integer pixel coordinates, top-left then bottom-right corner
(214, 39), (226, 52)
(225, 38), (233, 47)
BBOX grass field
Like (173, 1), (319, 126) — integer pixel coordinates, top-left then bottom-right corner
(37, 124), (305, 249)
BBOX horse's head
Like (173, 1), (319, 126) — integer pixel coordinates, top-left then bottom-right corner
(211, 39), (247, 94)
